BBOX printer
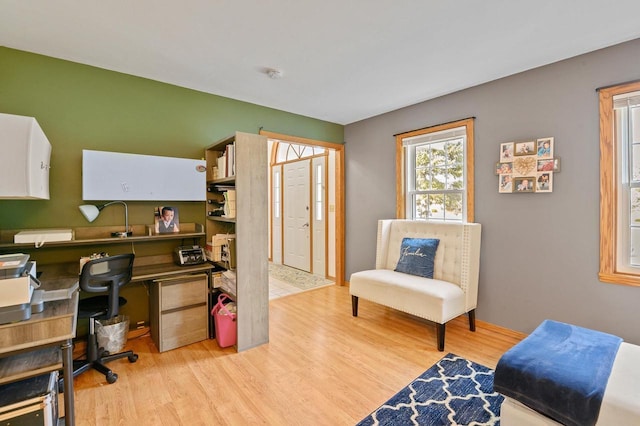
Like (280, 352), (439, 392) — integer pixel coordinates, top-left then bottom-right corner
(0, 253), (43, 324)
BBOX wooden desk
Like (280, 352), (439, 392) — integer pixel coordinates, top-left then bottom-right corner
(35, 256), (215, 284)
(0, 229), (211, 424)
(0, 288), (79, 426)
(0, 259), (214, 424)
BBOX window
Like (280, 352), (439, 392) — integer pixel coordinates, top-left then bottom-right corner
(315, 164), (323, 221)
(396, 118), (475, 222)
(275, 142), (325, 162)
(273, 170), (281, 219)
(599, 81), (640, 286)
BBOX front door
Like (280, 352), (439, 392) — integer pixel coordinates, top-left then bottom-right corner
(283, 159), (311, 271)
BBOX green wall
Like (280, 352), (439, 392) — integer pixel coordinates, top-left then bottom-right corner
(0, 47), (343, 330)
(0, 46), (343, 236)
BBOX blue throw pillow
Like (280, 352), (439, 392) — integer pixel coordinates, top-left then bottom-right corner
(394, 238), (440, 278)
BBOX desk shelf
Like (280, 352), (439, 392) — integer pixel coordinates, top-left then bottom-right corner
(0, 223), (205, 251)
(0, 347), (61, 385)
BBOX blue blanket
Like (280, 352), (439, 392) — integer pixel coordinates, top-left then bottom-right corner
(494, 320), (622, 426)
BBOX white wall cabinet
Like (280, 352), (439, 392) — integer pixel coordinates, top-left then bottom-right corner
(0, 113), (51, 199)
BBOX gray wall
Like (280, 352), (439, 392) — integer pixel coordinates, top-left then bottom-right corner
(344, 38), (640, 344)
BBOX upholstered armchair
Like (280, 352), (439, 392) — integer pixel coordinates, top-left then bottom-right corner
(350, 219), (482, 351)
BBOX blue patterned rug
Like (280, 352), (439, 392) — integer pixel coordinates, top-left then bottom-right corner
(357, 353), (504, 426)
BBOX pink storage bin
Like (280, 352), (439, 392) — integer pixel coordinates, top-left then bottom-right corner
(211, 293), (236, 348)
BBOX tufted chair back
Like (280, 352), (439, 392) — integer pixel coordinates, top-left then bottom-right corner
(375, 219), (481, 312)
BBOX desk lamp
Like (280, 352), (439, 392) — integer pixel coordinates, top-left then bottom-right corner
(79, 201), (132, 238)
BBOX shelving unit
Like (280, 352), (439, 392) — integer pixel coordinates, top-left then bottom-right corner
(205, 132), (268, 352)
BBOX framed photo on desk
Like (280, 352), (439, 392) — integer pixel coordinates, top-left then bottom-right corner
(154, 206), (180, 234)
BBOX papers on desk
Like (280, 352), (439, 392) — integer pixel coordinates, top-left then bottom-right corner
(13, 229), (73, 247)
(42, 281), (79, 302)
(220, 270), (237, 298)
(0, 260), (36, 308)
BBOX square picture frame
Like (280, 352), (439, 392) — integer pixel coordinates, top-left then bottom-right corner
(514, 176), (535, 192)
(499, 174), (513, 193)
(537, 158), (560, 172)
(514, 141), (536, 156)
(495, 162), (513, 175)
(496, 137), (559, 194)
(536, 137), (554, 159)
(154, 206), (180, 234)
(536, 172), (553, 192)
(500, 142), (514, 162)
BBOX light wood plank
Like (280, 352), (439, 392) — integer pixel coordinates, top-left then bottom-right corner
(74, 285), (524, 425)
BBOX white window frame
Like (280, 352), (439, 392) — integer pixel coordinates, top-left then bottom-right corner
(614, 92), (640, 271)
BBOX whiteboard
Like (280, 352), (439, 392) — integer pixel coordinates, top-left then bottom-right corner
(82, 150), (206, 201)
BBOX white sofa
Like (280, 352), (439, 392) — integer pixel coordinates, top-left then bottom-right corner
(349, 219), (482, 351)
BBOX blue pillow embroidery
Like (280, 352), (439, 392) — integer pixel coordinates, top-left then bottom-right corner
(394, 238), (440, 278)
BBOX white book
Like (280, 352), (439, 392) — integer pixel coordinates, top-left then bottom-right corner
(217, 154), (227, 178)
(223, 190), (236, 218)
(228, 143), (235, 177)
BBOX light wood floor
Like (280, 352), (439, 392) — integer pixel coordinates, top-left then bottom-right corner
(73, 285), (525, 425)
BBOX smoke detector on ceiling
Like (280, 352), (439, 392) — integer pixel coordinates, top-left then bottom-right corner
(266, 68), (283, 79)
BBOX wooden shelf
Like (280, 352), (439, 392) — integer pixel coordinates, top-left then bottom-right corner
(208, 176), (235, 185)
(211, 260), (233, 270)
(207, 216), (236, 223)
(0, 347), (61, 385)
(0, 223), (205, 250)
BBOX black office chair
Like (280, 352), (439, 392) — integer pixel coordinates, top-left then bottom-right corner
(73, 253), (138, 384)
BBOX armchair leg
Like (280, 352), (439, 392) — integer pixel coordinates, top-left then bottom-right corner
(468, 309), (476, 332)
(436, 323), (445, 351)
(351, 296), (359, 317)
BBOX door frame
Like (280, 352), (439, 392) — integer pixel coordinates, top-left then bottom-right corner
(261, 130), (345, 286)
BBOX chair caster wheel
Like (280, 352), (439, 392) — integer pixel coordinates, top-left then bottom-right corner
(106, 372), (118, 384)
(128, 354), (138, 363)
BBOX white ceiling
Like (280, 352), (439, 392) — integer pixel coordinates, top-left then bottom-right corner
(2, 1), (640, 125)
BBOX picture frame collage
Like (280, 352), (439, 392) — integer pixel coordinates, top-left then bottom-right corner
(496, 137), (559, 193)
